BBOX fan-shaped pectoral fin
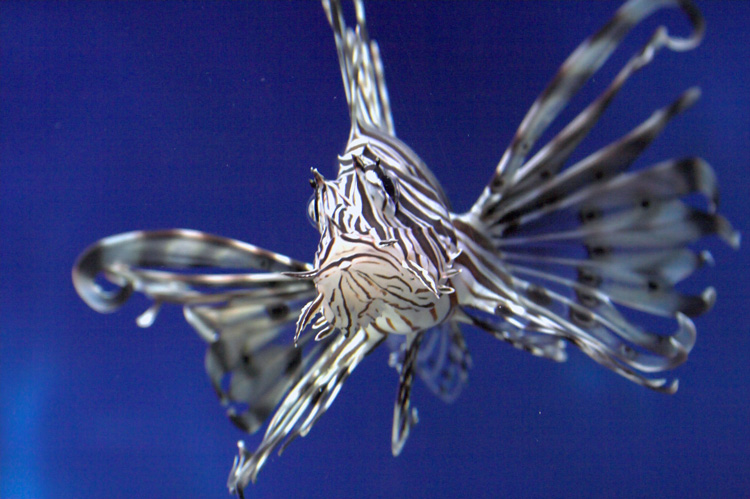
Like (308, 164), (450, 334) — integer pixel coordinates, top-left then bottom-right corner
(227, 328), (386, 494)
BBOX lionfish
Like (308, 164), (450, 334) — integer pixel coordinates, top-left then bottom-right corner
(73, 0), (738, 495)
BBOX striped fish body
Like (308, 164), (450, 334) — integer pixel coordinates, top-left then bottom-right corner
(296, 138), (460, 340)
(310, 227), (455, 337)
(71, 0), (738, 495)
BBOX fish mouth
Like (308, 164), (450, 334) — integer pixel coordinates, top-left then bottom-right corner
(285, 231), (456, 340)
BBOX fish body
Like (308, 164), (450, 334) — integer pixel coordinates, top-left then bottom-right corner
(296, 140), (460, 341)
(72, 0), (738, 495)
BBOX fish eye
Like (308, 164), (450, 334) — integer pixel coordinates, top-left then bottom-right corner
(357, 154), (400, 215)
(306, 193), (319, 228)
(371, 160), (396, 197)
(374, 167), (399, 209)
(380, 174), (396, 199)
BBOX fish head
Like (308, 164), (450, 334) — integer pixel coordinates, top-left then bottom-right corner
(291, 155), (453, 338)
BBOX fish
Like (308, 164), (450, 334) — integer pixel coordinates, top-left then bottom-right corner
(72, 0), (739, 495)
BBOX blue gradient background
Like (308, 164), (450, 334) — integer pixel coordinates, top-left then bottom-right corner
(2, 2), (748, 498)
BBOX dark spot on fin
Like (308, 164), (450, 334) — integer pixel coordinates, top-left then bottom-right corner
(267, 303), (290, 320)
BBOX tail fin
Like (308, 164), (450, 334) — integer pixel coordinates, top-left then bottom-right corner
(454, 0), (739, 392)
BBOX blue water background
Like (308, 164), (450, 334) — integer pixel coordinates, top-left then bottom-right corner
(2, 2), (748, 497)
